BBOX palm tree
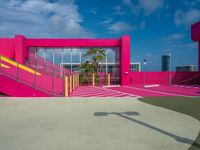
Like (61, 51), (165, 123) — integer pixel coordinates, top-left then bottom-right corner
(80, 59), (91, 84)
(81, 48), (106, 84)
(83, 48), (106, 73)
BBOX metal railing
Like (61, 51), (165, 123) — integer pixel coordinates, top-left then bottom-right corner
(28, 55), (71, 78)
(0, 55), (67, 96)
(0, 55), (81, 97)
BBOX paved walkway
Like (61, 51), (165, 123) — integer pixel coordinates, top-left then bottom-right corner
(70, 85), (200, 98)
(71, 86), (140, 97)
(0, 97), (199, 150)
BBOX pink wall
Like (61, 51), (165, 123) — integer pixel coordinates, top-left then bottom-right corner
(199, 42), (200, 71)
(130, 72), (173, 85)
(15, 35), (27, 64)
(0, 75), (49, 97)
(26, 38), (120, 47)
(130, 72), (200, 85)
(0, 38), (15, 58)
(191, 21), (200, 71)
(191, 22), (200, 41)
(121, 35), (130, 85)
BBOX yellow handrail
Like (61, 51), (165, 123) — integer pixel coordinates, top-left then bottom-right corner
(0, 55), (41, 75)
(0, 63), (10, 69)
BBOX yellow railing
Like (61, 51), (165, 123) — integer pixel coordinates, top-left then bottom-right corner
(0, 55), (41, 75)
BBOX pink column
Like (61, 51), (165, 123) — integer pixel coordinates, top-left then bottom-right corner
(120, 35), (131, 85)
(199, 42), (200, 71)
(191, 22), (200, 71)
(15, 35), (27, 64)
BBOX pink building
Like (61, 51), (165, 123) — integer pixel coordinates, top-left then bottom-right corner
(0, 35), (131, 96)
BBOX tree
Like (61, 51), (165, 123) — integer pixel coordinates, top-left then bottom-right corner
(81, 48), (106, 85)
(80, 59), (91, 84)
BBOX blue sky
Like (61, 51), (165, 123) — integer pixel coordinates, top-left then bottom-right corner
(0, 0), (200, 71)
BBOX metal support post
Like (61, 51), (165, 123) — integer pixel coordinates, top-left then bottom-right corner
(70, 75), (72, 93)
(92, 73), (95, 86)
(108, 73), (110, 86)
(65, 76), (69, 97)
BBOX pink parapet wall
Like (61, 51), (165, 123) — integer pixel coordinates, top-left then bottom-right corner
(0, 75), (49, 97)
(130, 71), (200, 85)
(191, 21), (200, 71)
(0, 35), (131, 86)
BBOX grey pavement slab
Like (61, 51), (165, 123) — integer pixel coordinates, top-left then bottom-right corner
(0, 97), (199, 150)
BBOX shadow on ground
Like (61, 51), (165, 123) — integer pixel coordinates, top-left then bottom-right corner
(138, 97), (200, 150)
(94, 111), (196, 146)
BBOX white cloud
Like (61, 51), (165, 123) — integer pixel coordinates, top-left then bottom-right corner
(108, 21), (134, 33)
(139, 0), (164, 15)
(123, 0), (132, 5)
(163, 33), (185, 41)
(182, 0), (200, 8)
(0, 0), (93, 38)
(100, 19), (145, 33)
(113, 5), (125, 15)
(123, 0), (164, 15)
(161, 33), (197, 55)
(174, 9), (200, 26)
(100, 18), (113, 25)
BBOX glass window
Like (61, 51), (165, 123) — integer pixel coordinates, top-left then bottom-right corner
(81, 48), (91, 63)
(54, 48), (62, 65)
(28, 47), (36, 63)
(37, 48), (45, 59)
(45, 48), (54, 63)
(72, 48), (80, 63)
(63, 48), (71, 63)
(107, 48), (115, 63)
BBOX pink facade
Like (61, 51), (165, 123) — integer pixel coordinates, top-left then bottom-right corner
(0, 35), (131, 86)
(191, 21), (200, 71)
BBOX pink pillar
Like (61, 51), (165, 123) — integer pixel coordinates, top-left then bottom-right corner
(15, 35), (27, 64)
(199, 42), (200, 71)
(120, 35), (130, 85)
(191, 22), (200, 71)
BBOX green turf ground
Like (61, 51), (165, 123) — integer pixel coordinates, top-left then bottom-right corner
(139, 97), (200, 150)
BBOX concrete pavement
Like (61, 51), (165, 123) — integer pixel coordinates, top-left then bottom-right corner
(0, 97), (199, 150)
